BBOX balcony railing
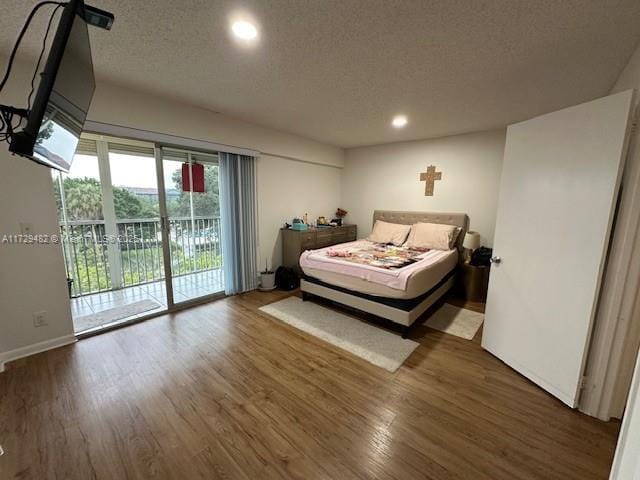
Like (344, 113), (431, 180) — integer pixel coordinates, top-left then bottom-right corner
(59, 216), (222, 297)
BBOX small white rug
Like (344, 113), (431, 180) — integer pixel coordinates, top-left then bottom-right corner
(425, 303), (484, 340)
(259, 296), (419, 372)
(75, 299), (162, 332)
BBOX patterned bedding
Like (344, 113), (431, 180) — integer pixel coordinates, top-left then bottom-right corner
(325, 243), (429, 269)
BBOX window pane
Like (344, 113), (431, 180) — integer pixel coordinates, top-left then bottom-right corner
(109, 152), (160, 220)
(163, 159), (183, 218)
(52, 153), (109, 297)
(54, 153), (103, 221)
(192, 164), (220, 218)
(108, 151), (164, 288)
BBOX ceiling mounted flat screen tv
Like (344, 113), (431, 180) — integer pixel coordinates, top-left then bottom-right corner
(9, 0), (98, 173)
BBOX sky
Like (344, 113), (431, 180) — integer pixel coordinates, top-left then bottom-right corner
(64, 153), (181, 190)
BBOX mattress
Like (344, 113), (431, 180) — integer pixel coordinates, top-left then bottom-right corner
(301, 243), (458, 299)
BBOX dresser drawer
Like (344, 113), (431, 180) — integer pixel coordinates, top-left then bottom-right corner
(300, 232), (316, 248)
(316, 230), (334, 247)
(345, 225), (357, 240)
(332, 231), (349, 243)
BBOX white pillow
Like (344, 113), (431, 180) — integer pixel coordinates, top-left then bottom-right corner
(406, 222), (459, 250)
(367, 220), (411, 246)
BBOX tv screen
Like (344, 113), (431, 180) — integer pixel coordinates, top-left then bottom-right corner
(34, 8), (94, 172)
(10, 0), (95, 172)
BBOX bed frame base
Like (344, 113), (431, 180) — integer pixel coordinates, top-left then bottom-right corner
(300, 276), (454, 338)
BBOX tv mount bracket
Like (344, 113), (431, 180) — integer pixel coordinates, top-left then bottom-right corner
(0, 104), (30, 142)
(0, 105), (28, 119)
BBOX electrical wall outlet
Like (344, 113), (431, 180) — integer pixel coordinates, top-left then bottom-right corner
(33, 311), (47, 327)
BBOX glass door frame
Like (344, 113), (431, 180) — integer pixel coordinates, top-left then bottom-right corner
(154, 145), (225, 309)
(154, 145), (176, 307)
(60, 133), (227, 338)
(56, 133), (168, 335)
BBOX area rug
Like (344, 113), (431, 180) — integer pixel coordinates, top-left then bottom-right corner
(259, 296), (419, 372)
(75, 299), (162, 332)
(425, 303), (484, 340)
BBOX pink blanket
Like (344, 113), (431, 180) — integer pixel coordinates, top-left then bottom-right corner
(300, 240), (454, 291)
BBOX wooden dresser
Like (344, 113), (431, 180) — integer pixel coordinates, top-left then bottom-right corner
(281, 225), (357, 270)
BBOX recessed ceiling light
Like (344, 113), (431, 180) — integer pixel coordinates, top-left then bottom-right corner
(392, 115), (408, 128)
(232, 20), (258, 40)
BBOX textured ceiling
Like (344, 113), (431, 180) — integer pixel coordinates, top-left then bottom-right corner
(2, 0), (640, 148)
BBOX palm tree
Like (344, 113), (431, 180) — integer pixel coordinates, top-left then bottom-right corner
(58, 177), (104, 220)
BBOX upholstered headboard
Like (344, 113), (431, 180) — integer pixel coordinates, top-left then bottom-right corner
(372, 210), (469, 250)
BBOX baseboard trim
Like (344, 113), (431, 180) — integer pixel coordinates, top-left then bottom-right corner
(0, 334), (77, 372)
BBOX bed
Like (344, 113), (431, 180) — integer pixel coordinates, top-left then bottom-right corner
(299, 210), (469, 337)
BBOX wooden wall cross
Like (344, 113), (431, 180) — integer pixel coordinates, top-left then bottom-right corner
(420, 165), (442, 196)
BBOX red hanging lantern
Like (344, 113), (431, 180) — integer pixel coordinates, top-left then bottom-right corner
(181, 162), (205, 192)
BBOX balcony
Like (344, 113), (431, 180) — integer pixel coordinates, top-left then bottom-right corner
(60, 216), (224, 333)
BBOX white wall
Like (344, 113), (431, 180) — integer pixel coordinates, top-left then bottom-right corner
(0, 61), (75, 367)
(0, 59), (343, 367)
(89, 82), (344, 168)
(257, 155), (342, 269)
(341, 129), (505, 245)
(0, 156), (75, 364)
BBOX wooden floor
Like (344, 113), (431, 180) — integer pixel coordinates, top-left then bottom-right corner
(0, 290), (620, 479)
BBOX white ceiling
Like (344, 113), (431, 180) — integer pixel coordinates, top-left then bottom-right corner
(2, 1), (640, 148)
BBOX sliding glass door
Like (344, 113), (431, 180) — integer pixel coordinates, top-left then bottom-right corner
(106, 141), (166, 306)
(53, 136), (167, 333)
(158, 148), (224, 304)
(54, 135), (224, 334)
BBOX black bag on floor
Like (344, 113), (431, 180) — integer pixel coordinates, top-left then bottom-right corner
(275, 266), (299, 291)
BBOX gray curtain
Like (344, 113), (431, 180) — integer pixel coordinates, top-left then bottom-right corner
(219, 152), (259, 295)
